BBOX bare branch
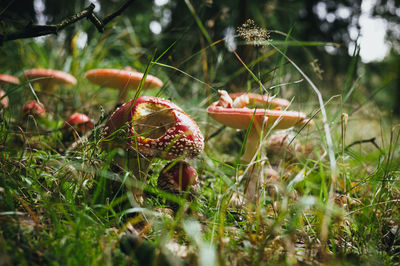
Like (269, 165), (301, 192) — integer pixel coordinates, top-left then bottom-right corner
(345, 137), (383, 153)
(103, 0), (135, 25)
(0, 0), (135, 43)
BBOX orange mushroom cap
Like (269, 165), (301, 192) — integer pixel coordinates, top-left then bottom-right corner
(207, 102), (307, 130)
(85, 69), (163, 90)
(24, 68), (77, 92)
(0, 75), (19, 108)
(85, 69), (163, 104)
(0, 74), (19, 86)
(207, 91), (311, 162)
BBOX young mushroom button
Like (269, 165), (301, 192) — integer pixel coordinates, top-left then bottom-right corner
(23, 100), (46, 117)
(64, 112), (94, 133)
(157, 160), (199, 193)
(102, 96), (204, 160)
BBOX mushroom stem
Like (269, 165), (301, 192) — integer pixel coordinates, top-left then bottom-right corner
(242, 116), (268, 203)
(117, 87), (129, 104)
(243, 164), (262, 203)
(241, 116), (268, 163)
(128, 151), (151, 206)
(113, 150), (151, 206)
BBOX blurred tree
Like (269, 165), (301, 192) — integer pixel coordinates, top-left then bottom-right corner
(0, 0), (35, 34)
(1, 0), (399, 111)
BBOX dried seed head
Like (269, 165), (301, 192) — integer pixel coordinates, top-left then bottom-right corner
(237, 19), (271, 46)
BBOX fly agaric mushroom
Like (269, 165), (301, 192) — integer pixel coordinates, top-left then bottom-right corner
(24, 68), (77, 93)
(102, 96), (204, 160)
(85, 69), (163, 104)
(207, 90), (311, 202)
(102, 96), (204, 204)
(64, 112), (94, 133)
(207, 90), (309, 163)
(23, 100), (46, 117)
(0, 74), (20, 109)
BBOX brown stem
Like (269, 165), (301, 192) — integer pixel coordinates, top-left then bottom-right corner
(126, 150), (151, 206)
(117, 87), (129, 104)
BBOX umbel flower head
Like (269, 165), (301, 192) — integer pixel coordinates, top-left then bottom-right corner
(237, 19), (271, 46)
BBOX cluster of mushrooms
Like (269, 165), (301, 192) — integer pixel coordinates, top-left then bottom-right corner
(1, 67), (312, 207)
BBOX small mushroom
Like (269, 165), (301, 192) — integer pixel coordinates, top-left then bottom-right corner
(157, 160), (199, 211)
(64, 112), (94, 133)
(158, 160), (199, 193)
(24, 68), (77, 93)
(0, 74), (20, 109)
(23, 100), (46, 117)
(85, 69), (163, 104)
(0, 89), (9, 109)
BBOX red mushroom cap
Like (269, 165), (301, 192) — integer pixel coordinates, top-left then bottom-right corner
(23, 100), (46, 117)
(158, 161), (199, 192)
(207, 102), (307, 130)
(0, 74), (20, 86)
(102, 96), (204, 160)
(64, 112), (93, 133)
(24, 68), (77, 92)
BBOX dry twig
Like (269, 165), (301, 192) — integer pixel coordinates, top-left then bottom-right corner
(0, 0), (135, 43)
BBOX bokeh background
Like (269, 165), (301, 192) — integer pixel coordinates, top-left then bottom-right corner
(1, 0), (399, 112)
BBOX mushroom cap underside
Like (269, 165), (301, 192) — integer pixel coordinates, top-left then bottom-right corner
(85, 69), (163, 90)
